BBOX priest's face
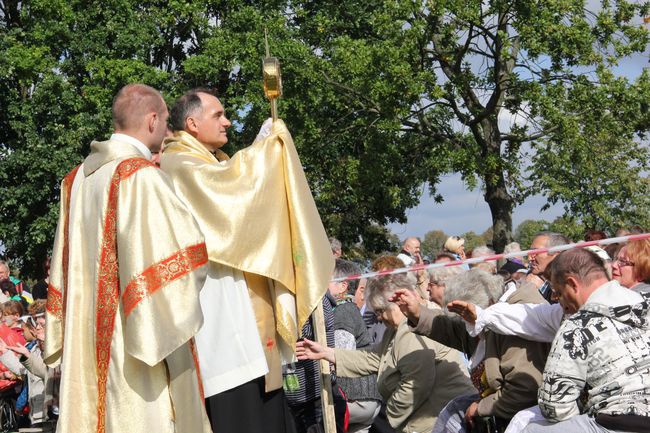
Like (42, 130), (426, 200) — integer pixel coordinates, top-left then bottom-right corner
(194, 93), (232, 151)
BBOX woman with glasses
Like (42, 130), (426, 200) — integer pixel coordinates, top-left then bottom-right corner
(612, 239), (650, 293)
(297, 273), (474, 433)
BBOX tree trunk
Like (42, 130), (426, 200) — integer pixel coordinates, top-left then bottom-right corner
(480, 120), (514, 253)
(485, 172), (514, 253)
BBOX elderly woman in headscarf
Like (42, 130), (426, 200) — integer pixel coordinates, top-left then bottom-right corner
(297, 273), (475, 433)
(392, 269), (549, 433)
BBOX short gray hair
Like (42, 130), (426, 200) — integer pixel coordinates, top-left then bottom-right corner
(366, 273), (417, 311)
(470, 246), (496, 273)
(534, 232), (571, 249)
(428, 266), (465, 285)
(443, 269), (504, 310)
(333, 259), (362, 295)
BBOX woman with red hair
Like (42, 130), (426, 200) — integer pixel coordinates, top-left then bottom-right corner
(612, 238), (650, 293)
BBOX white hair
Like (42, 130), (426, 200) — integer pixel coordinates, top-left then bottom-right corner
(443, 269), (504, 311)
(472, 245), (495, 257)
(503, 242), (521, 255)
(428, 266), (465, 285)
(470, 246), (497, 273)
(366, 273), (418, 311)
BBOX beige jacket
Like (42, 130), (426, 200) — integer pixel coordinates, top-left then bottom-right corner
(412, 283), (550, 419)
(335, 321), (475, 433)
(478, 284), (550, 417)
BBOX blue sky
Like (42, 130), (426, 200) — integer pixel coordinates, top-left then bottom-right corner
(387, 179), (566, 238)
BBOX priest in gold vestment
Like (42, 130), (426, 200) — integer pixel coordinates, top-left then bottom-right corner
(45, 85), (212, 433)
(161, 89), (333, 432)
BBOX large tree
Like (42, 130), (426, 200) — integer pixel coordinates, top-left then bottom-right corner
(288, 0), (649, 252)
(1, 0), (648, 277)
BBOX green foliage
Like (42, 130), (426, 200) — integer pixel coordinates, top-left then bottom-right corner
(514, 219), (550, 249)
(513, 217), (586, 248)
(420, 229), (448, 259)
(0, 0), (648, 276)
(460, 230), (491, 252)
(529, 70), (650, 231)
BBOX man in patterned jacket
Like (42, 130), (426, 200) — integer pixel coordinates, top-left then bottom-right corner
(523, 248), (650, 433)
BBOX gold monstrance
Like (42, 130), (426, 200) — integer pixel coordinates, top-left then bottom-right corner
(263, 31), (282, 121)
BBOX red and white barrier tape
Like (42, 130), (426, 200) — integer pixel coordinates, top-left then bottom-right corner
(331, 232), (650, 282)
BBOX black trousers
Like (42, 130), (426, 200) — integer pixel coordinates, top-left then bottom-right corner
(205, 377), (297, 433)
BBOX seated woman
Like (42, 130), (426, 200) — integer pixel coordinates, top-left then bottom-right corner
(297, 273), (475, 433)
(392, 269), (549, 433)
(329, 259), (382, 433)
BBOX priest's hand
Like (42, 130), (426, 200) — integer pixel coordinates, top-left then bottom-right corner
(296, 338), (335, 364)
(255, 118), (273, 142)
(447, 300), (478, 324)
(389, 289), (421, 325)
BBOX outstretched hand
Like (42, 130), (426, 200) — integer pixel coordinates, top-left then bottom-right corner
(7, 343), (30, 358)
(447, 300), (478, 324)
(388, 289), (421, 324)
(296, 338), (335, 364)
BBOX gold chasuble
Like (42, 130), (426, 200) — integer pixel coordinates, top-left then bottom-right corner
(161, 120), (334, 391)
(44, 139), (212, 433)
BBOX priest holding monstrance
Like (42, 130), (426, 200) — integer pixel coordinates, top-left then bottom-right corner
(161, 49), (334, 432)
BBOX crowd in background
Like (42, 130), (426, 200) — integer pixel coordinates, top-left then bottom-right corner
(293, 226), (650, 433)
(0, 260), (57, 432)
(0, 225), (648, 433)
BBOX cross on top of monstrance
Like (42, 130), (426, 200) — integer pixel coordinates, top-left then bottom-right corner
(262, 30), (282, 121)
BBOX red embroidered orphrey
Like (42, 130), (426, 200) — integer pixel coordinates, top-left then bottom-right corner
(95, 158), (151, 433)
(93, 158), (206, 433)
(122, 243), (208, 316)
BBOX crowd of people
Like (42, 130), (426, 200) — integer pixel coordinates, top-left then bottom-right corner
(0, 261), (57, 432)
(0, 82), (648, 433)
(296, 230), (650, 433)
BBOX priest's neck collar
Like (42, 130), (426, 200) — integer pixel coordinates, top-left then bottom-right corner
(110, 133), (152, 160)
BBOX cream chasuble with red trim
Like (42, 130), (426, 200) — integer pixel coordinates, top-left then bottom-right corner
(44, 138), (211, 433)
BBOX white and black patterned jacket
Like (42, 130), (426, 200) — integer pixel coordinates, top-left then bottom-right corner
(538, 280), (650, 422)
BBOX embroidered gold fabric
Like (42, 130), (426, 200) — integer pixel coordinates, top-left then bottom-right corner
(161, 120), (334, 351)
(44, 139), (211, 433)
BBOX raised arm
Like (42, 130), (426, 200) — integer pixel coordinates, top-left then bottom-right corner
(451, 301), (563, 343)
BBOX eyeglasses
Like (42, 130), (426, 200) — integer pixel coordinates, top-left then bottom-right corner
(614, 258), (635, 267)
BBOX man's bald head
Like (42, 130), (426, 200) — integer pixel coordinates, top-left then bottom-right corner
(112, 84), (166, 131)
(403, 237), (420, 253)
